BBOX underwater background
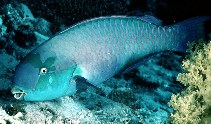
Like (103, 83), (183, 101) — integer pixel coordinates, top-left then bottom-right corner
(0, 0), (210, 123)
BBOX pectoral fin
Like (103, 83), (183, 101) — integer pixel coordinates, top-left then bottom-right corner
(71, 75), (100, 94)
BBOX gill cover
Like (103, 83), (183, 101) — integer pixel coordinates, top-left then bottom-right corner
(13, 52), (57, 89)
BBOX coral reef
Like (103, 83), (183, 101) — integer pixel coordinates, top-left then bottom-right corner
(0, 50), (184, 123)
(0, 3), (185, 121)
(0, 2), (50, 90)
(0, 0), (210, 123)
(0, 108), (24, 124)
(169, 40), (211, 124)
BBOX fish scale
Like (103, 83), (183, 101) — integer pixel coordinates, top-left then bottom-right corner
(58, 17), (175, 84)
(38, 16), (209, 84)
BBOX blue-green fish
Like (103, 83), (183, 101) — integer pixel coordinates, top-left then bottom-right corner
(11, 16), (210, 101)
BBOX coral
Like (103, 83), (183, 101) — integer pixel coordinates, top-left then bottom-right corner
(0, 106), (24, 124)
(0, 15), (7, 37)
(0, 3), (48, 49)
(108, 87), (141, 109)
(0, 53), (18, 90)
(2, 103), (25, 116)
(34, 18), (52, 36)
(169, 40), (211, 124)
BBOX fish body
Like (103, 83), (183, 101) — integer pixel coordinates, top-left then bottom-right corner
(11, 16), (210, 101)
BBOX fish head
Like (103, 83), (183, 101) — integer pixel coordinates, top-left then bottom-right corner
(11, 52), (77, 101)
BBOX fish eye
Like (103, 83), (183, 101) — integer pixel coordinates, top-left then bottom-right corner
(40, 67), (47, 74)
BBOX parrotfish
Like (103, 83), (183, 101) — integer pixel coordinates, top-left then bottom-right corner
(11, 16), (210, 101)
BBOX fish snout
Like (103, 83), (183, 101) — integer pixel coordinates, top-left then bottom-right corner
(11, 87), (27, 100)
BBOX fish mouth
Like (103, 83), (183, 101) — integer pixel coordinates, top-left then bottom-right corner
(11, 87), (27, 100)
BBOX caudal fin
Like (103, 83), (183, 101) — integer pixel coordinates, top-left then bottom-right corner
(174, 16), (211, 52)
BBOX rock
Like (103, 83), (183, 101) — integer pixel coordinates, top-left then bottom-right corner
(0, 15), (2, 25)
(14, 24), (37, 48)
(0, 15), (7, 37)
(108, 87), (140, 109)
(20, 3), (35, 20)
(2, 4), (23, 30)
(34, 31), (49, 44)
(13, 112), (23, 119)
(1, 3), (37, 49)
(0, 119), (7, 124)
(34, 18), (52, 36)
(0, 53), (18, 90)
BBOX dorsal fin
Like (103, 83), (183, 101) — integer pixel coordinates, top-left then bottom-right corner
(138, 15), (163, 25)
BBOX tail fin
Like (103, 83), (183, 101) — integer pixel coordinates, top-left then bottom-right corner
(174, 16), (211, 52)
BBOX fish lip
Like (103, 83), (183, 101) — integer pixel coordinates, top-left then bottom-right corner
(11, 87), (27, 100)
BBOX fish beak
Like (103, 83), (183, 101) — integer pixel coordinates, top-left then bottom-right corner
(11, 87), (27, 100)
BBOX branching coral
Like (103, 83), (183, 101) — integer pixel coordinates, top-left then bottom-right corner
(169, 40), (211, 124)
